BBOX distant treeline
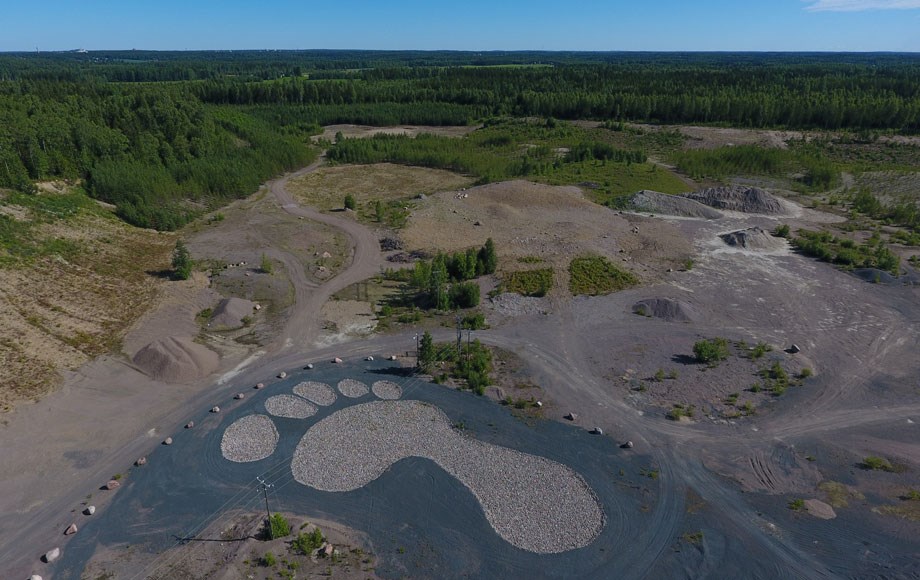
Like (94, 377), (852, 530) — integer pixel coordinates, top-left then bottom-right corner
(2, 51), (920, 230)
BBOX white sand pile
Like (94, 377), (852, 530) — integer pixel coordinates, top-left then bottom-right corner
(210, 297), (255, 329)
(291, 400), (605, 554)
(132, 336), (219, 382)
(719, 227), (788, 251)
(630, 190), (723, 219)
(371, 381), (403, 400)
(265, 395), (317, 419)
(221, 415), (278, 463)
(293, 381), (337, 406)
(337, 379), (369, 398)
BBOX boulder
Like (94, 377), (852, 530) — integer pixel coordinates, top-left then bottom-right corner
(185, 421), (195, 429)
(84, 506), (96, 516)
(366, 355), (374, 361)
(64, 523), (78, 535)
(255, 383), (265, 389)
(389, 355), (398, 361)
(278, 371), (287, 379)
(135, 456), (147, 466)
(30, 575), (43, 580)
(43, 547), (60, 563)
(105, 480), (120, 490)
(322, 542), (334, 557)
(590, 427), (604, 435)
(789, 344), (801, 353)
(254, 304), (262, 311)
(211, 406), (220, 413)
(163, 437), (173, 446)
(535, 401), (543, 408)
(621, 441), (634, 449)
(305, 363), (314, 370)
(332, 357), (343, 364)
(564, 413), (577, 421)
(234, 393), (245, 400)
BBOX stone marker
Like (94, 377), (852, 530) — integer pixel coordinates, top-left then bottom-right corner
(255, 382), (265, 389)
(366, 356), (374, 361)
(590, 427), (604, 435)
(84, 505), (96, 516)
(163, 437), (173, 445)
(278, 371), (287, 379)
(305, 364), (314, 370)
(333, 357), (343, 364)
(211, 406), (220, 413)
(43, 547), (60, 563)
(105, 480), (120, 490)
(186, 421), (195, 429)
(564, 413), (577, 421)
(64, 523), (78, 535)
(234, 393), (245, 400)
(135, 456), (147, 466)
(621, 441), (634, 449)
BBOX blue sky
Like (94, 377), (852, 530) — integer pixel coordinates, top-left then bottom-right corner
(2, 0), (919, 52)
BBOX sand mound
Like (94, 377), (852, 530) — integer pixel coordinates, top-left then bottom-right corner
(630, 190), (723, 219)
(719, 227), (788, 251)
(132, 336), (219, 382)
(681, 186), (788, 215)
(210, 297), (255, 329)
(632, 298), (698, 322)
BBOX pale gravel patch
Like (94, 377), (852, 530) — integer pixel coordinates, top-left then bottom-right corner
(337, 378), (369, 398)
(220, 415), (278, 463)
(293, 381), (337, 406)
(371, 380), (402, 400)
(291, 400), (605, 554)
(264, 394), (317, 419)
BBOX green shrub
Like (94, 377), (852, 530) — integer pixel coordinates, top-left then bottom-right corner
(862, 456), (893, 471)
(788, 498), (805, 511)
(292, 527), (325, 555)
(693, 338), (729, 365)
(773, 224), (791, 238)
(261, 253), (273, 274)
(172, 240), (193, 280)
(344, 193), (357, 210)
(799, 368), (813, 378)
(268, 514), (290, 539)
(568, 255), (638, 295)
(262, 551), (277, 567)
(502, 268), (553, 297)
(449, 281), (480, 308)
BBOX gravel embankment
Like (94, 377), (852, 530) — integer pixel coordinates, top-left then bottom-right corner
(371, 380), (402, 400)
(337, 379), (369, 398)
(264, 394), (317, 419)
(220, 415), (278, 463)
(293, 381), (337, 406)
(290, 400), (605, 554)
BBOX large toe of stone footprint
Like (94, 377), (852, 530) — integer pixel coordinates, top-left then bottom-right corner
(220, 376), (603, 554)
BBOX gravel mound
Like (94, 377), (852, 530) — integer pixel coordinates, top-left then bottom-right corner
(210, 297), (255, 329)
(291, 400), (605, 554)
(630, 190), (723, 219)
(132, 336), (218, 382)
(371, 381), (403, 400)
(632, 298), (698, 323)
(681, 186), (788, 215)
(265, 395), (317, 419)
(221, 415), (278, 463)
(719, 227), (788, 251)
(293, 382), (337, 406)
(489, 292), (548, 317)
(337, 379), (369, 398)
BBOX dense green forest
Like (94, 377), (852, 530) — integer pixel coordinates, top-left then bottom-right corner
(2, 50), (919, 230)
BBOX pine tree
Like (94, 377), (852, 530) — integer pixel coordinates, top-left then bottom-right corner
(172, 240), (193, 280)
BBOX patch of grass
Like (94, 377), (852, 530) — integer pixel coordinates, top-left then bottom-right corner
(517, 256), (543, 264)
(792, 228), (900, 276)
(667, 403), (695, 421)
(568, 255), (638, 296)
(501, 268), (553, 297)
(861, 456), (894, 472)
(819, 481), (864, 508)
(788, 498), (806, 511)
(681, 531), (704, 545)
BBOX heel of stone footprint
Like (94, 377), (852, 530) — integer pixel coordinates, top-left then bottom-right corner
(221, 376), (604, 554)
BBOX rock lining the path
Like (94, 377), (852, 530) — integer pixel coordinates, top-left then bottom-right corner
(220, 414), (279, 463)
(290, 400), (605, 554)
(265, 394), (317, 419)
(337, 379), (369, 398)
(371, 380), (403, 400)
(293, 381), (337, 406)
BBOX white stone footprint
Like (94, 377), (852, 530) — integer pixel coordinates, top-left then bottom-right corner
(220, 377), (604, 554)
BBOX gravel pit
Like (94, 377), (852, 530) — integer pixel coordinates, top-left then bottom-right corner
(264, 394), (317, 419)
(220, 415), (278, 463)
(371, 380), (403, 400)
(291, 400), (604, 554)
(293, 381), (337, 406)
(337, 379), (369, 398)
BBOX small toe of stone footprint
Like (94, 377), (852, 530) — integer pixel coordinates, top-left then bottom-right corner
(220, 378), (402, 463)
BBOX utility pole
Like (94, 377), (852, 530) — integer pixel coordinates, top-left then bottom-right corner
(414, 332), (420, 367)
(257, 476), (274, 539)
(467, 328), (472, 364)
(456, 314), (463, 358)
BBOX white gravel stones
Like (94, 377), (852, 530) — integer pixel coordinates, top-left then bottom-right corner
(293, 381), (337, 406)
(336, 379), (369, 398)
(221, 415), (279, 463)
(265, 395), (317, 419)
(291, 400), (605, 554)
(371, 380), (402, 400)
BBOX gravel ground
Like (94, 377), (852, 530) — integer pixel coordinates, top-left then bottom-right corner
(264, 394), (317, 419)
(337, 379), (369, 398)
(293, 381), (337, 406)
(371, 380), (402, 400)
(220, 415), (279, 463)
(290, 400), (605, 554)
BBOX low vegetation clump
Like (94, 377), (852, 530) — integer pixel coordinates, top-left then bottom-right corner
(419, 332), (494, 395)
(262, 514), (291, 540)
(792, 228), (900, 275)
(692, 338), (729, 366)
(666, 403), (695, 421)
(788, 498), (806, 511)
(861, 456), (894, 472)
(669, 144), (838, 190)
(760, 361), (792, 396)
(501, 268), (553, 297)
(682, 531), (704, 545)
(406, 239), (496, 310)
(568, 255), (638, 296)
(292, 527), (325, 555)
